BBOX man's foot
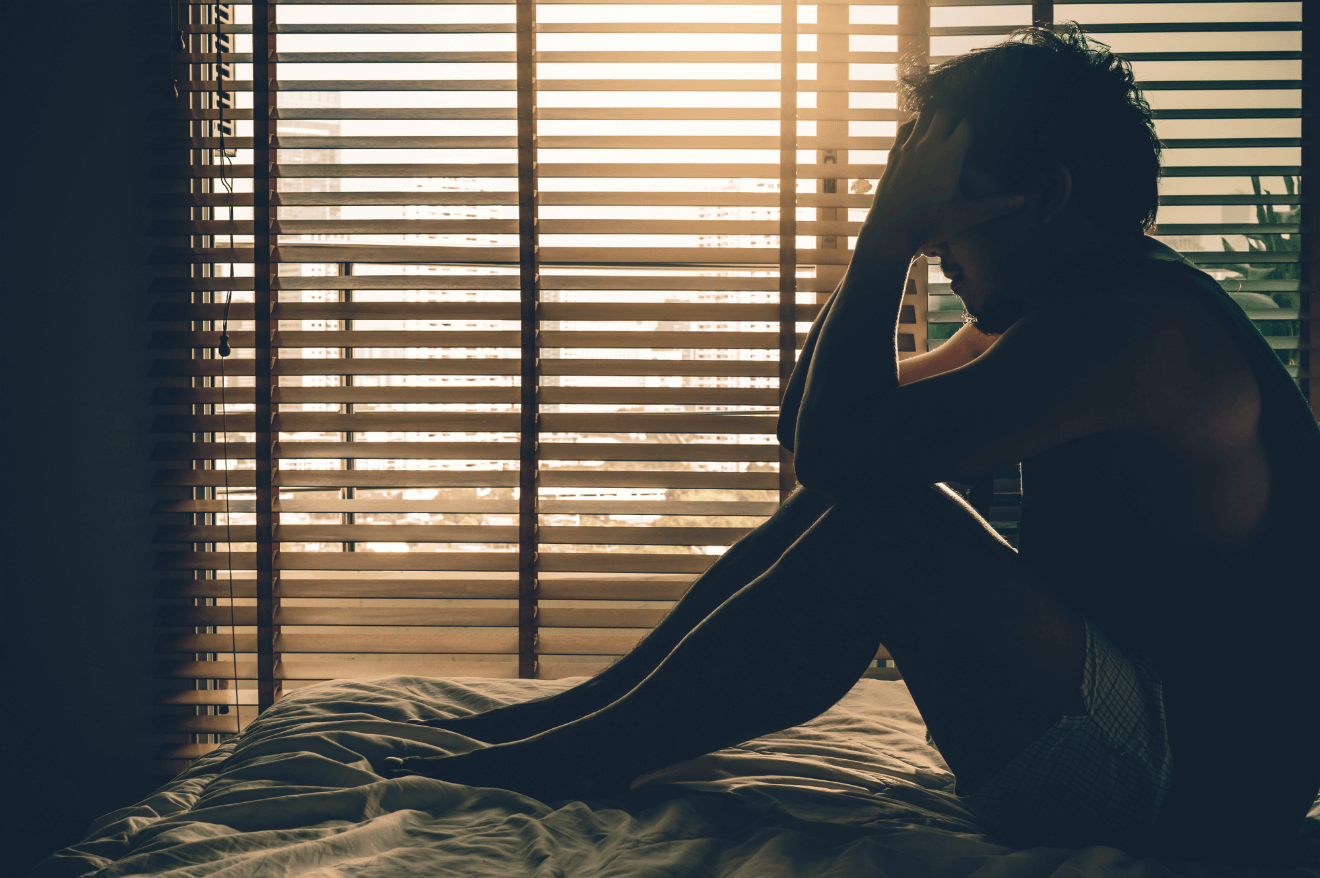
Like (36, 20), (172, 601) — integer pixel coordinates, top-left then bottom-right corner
(381, 736), (632, 803)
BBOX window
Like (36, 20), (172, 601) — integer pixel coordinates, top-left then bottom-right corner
(150, 0), (1313, 771)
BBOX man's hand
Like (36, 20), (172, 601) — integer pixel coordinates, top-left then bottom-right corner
(898, 323), (1002, 386)
(860, 108), (1025, 256)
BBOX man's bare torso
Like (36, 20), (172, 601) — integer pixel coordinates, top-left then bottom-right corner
(1050, 274), (1273, 549)
(894, 241), (1293, 687)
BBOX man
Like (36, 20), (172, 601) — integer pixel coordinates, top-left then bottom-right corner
(384, 25), (1320, 860)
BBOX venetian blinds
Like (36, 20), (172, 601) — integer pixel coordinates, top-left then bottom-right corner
(150, 0), (946, 769)
(149, 0), (1314, 772)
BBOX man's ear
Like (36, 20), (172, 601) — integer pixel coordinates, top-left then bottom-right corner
(1037, 163), (1072, 226)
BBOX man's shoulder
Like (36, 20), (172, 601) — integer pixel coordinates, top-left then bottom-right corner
(1020, 258), (1262, 430)
(1011, 264), (1197, 365)
(1089, 252), (1214, 309)
(1067, 257), (1235, 353)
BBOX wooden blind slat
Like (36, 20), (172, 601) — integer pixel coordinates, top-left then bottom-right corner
(155, 303), (519, 319)
(151, 329), (805, 349)
(156, 551), (521, 571)
(152, 301), (816, 322)
(151, 440), (778, 462)
(154, 524), (750, 544)
(148, 190), (875, 209)
(159, 606), (520, 627)
(158, 578), (522, 600)
(156, 660), (522, 682)
(156, 577), (730, 604)
(153, 498), (778, 515)
(152, 469), (778, 491)
(155, 387), (524, 405)
(159, 470), (522, 489)
(158, 632), (521, 656)
(161, 606), (683, 629)
(153, 411), (779, 433)
(154, 217), (871, 235)
(154, 359), (525, 377)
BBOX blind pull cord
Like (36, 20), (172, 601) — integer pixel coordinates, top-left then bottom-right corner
(168, 0), (182, 100)
(212, 1), (240, 727)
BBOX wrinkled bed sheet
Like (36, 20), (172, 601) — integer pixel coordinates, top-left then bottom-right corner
(34, 676), (1320, 878)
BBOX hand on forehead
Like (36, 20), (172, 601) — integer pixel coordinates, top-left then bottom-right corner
(904, 106), (1000, 193)
(960, 164), (1003, 199)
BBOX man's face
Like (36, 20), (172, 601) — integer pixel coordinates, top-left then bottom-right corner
(923, 163), (1042, 334)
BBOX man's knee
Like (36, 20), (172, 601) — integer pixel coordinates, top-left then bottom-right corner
(725, 486), (835, 561)
(825, 481), (1008, 557)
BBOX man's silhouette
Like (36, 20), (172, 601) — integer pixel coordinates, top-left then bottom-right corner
(385, 25), (1320, 860)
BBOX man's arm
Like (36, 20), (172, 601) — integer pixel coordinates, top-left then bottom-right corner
(776, 280), (840, 451)
(778, 277), (998, 450)
(782, 104), (1148, 496)
(897, 323), (1002, 386)
(790, 229), (914, 466)
(770, 274), (997, 448)
(792, 292), (1152, 496)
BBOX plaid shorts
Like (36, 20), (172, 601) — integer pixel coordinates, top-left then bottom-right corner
(963, 617), (1174, 849)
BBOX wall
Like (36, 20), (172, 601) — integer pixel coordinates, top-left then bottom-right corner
(1, 1), (168, 868)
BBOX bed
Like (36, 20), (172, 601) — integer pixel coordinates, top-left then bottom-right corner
(34, 675), (1320, 877)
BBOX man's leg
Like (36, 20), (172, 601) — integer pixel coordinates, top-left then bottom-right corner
(389, 482), (1086, 799)
(416, 487), (837, 742)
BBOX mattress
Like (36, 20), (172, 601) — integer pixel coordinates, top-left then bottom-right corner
(33, 675), (1320, 877)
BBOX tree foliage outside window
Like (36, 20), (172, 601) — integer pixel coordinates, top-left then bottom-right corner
(1221, 175), (1301, 370)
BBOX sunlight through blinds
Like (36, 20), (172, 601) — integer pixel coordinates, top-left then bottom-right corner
(149, 0), (940, 767)
(147, 0), (1312, 772)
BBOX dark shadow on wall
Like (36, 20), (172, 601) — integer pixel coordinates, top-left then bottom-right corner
(2, 1), (169, 871)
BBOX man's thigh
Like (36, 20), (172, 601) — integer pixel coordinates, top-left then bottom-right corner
(964, 616), (1174, 850)
(809, 483), (1089, 793)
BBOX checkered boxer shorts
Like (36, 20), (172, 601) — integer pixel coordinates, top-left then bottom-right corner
(959, 617), (1175, 849)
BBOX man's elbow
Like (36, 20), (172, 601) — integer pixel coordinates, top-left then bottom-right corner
(792, 431), (907, 498)
(790, 441), (845, 498)
(770, 411), (792, 451)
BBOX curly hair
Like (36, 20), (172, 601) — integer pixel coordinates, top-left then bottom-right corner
(898, 23), (1162, 237)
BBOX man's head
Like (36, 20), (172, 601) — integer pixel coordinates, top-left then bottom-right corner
(899, 24), (1162, 333)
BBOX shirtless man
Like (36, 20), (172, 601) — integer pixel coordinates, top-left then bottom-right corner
(385, 26), (1320, 861)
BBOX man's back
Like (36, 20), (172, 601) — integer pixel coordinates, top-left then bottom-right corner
(1015, 239), (1320, 855)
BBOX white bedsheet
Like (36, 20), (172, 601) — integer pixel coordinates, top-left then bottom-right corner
(34, 676), (1320, 878)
